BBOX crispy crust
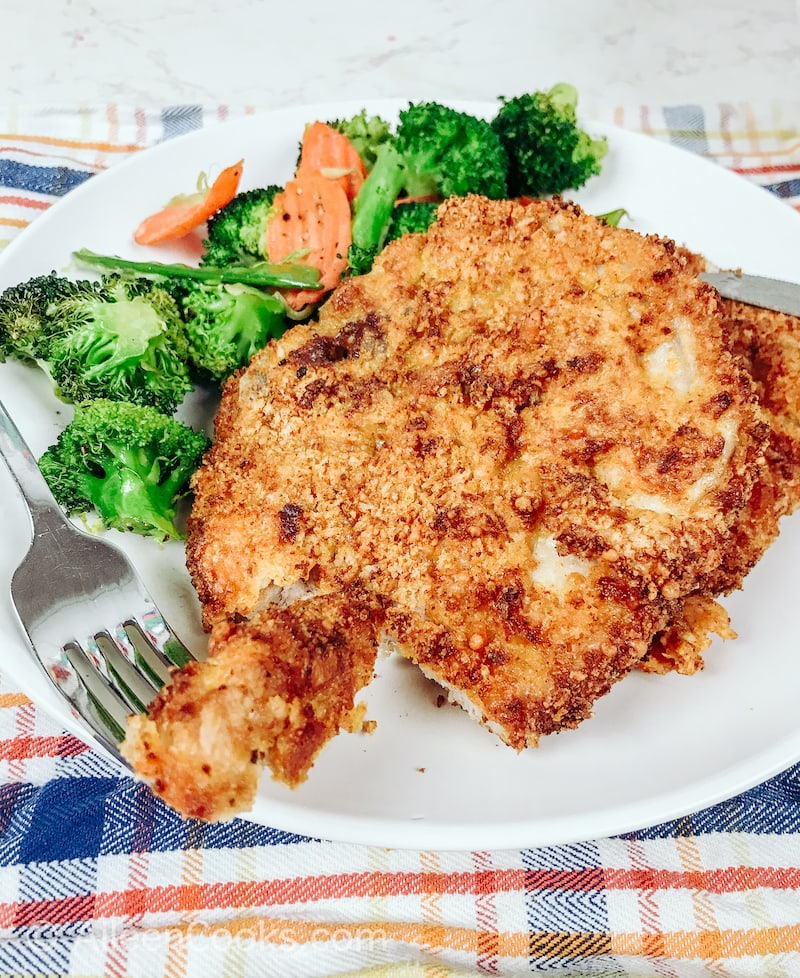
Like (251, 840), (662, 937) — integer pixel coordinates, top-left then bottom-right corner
(121, 589), (382, 819)
(184, 196), (767, 753)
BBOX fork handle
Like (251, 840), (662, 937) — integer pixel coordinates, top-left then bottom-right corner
(0, 398), (69, 531)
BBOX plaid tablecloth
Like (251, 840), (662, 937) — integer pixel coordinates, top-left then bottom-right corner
(1, 101), (800, 978)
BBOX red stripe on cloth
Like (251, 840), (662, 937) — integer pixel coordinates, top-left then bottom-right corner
(0, 734), (89, 761)
(12, 893), (95, 927)
(8, 864), (800, 930)
(733, 162), (800, 176)
(68, 871), (534, 923)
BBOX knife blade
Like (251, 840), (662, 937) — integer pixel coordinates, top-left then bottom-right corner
(699, 270), (800, 318)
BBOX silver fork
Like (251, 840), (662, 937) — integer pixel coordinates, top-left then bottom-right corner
(0, 396), (202, 765)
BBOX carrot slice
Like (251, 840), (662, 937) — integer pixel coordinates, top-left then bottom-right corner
(266, 172), (352, 310)
(134, 159), (244, 245)
(296, 121), (367, 201)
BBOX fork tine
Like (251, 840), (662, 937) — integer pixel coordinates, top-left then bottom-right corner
(93, 632), (160, 713)
(63, 641), (132, 756)
(122, 620), (175, 686)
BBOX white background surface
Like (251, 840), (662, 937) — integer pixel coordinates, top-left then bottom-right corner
(2, 0), (799, 108)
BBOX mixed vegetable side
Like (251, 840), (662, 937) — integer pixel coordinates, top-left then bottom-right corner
(0, 84), (609, 542)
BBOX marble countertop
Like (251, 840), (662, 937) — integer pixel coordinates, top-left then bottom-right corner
(4, 0), (800, 110)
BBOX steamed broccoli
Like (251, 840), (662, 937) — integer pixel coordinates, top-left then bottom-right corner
(0, 272), (93, 367)
(328, 110), (393, 171)
(0, 272), (193, 412)
(346, 199), (441, 277)
(174, 280), (292, 382)
(201, 185), (282, 266)
(490, 83), (608, 198)
(385, 199), (440, 243)
(394, 102), (508, 201)
(39, 398), (210, 541)
(347, 102), (508, 276)
(44, 275), (192, 413)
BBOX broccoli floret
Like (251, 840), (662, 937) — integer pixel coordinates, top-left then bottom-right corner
(345, 244), (379, 278)
(394, 101), (508, 201)
(39, 398), (210, 541)
(0, 272), (94, 367)
(45, 275), (192, 413)
(201, 186), (281, 266)
(328, 110), (393, 171)
(491, 83), (608, 198)
(385, 200), (440, 243)
(175, 280), (291, 382)
(346, 102), (508, 276)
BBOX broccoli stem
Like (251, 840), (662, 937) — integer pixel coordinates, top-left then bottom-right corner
(73, 249), (321, 290)
(350, 143), (408, 254)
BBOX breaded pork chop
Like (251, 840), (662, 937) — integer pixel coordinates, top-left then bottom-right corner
(180, 195), (767, 763)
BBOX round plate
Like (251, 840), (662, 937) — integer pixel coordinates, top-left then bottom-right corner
(1, 100), (799, 849)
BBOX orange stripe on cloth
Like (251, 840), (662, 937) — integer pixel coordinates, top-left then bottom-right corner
(152, 917), (531, 958)
(0, 217), (31, 229)
(0, 195), (50, 210)
(93, 870), (532, 917)
(612, 924), (800, 958)
(0, 132), (144, 153)
(66, 864), (800, 924)
(14, 860), (800, 927)
(0, 692), (33, 708)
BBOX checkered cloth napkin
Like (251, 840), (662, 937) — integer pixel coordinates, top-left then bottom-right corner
(1, 101), (799, 978)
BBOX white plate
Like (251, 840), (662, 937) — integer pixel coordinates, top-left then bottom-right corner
(1, 100), (800, 850)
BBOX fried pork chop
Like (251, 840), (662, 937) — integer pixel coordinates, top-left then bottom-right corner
(124, 195), (778, 817)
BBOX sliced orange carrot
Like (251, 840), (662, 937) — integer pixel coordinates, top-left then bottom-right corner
(295, 121), (367, 201)
(266, 172), (352, 310)
(134, 159), (244, 245)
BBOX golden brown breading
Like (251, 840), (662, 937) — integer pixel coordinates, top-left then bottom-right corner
(184, 195), (768, 755)
(638, 293), (800, 674)
(720, 300), (800, 511)
(121, 589), (382, 820)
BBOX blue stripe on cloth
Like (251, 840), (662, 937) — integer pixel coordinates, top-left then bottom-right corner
(622, 762), (800, 838)
(2, 775), (312, 866)
(0, 158), (93, 196)
(522, 845), (612, 968)
(521, 841), (604, 870)
(15, 777), (117, 863)
(19, 855), (97, 902)
(0, 938), (72, 977)
(161, 104), (204, 140)
(0, 783), (38, 864)
(764, 178), (800, 200)
(662, 104), (710, 155)
(525, 887), (609, 932)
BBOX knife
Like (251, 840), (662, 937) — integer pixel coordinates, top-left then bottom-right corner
(699, 270), (800, 318)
